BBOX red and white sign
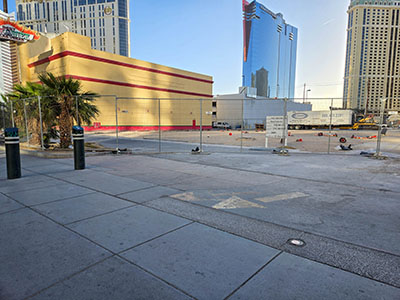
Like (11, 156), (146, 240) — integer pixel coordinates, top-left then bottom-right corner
(0, 18), (40, 43)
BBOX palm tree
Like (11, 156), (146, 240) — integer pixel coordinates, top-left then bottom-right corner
(0, 95), (11, 130)
(4, 82), (53, 145)
(4, 73), (99, 148)
(38, 73), (99, 148)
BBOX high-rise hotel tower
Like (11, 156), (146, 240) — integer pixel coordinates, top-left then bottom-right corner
(242, 0), (298, 98)
(15, 0), (130, 57)
(343, 0), (400, 113)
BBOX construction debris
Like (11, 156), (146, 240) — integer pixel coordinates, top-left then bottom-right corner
(340, 144), (353, 151)
(360, 151), (374, 157)
(316, 132), (338, 137)
(351, 135), (377, 140)
(272, 148), (289, 156)
(191, 147), (200, 153)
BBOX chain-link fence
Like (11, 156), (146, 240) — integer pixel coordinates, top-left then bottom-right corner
(1, 96), (398, 156)
(211, 97), (396, 155)
(0, 96), (53, 150)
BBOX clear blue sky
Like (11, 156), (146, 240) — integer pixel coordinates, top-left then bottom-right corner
(2, 0), (351, 99)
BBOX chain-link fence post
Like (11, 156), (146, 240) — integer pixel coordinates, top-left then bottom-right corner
(23, 98), (29, 144)
(200, 99), (203, 152)
(37, 96), (44, 151)
(158, 98), (161, 153)
(328, 98), (333, 154)
(75, 96), (80, 126)
(241, 97), (244, 152)
(10, 97), (14, 128)
(115, 96), (119, 152)
(281, 98), (288, 147)
(375, 98), (386, 157)
(1, 104), (5, 130)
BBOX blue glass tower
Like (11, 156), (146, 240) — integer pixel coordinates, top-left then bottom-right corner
(242, 0), (298, 98)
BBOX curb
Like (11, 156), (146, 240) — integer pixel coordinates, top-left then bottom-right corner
(0, 144), (113, 159)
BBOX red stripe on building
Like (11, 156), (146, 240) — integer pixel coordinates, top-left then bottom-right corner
(27, 50), (214, 84)
(64, 75), (213, 98)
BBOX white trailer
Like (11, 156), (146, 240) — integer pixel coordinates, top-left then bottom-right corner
(288, 110), (354, 129)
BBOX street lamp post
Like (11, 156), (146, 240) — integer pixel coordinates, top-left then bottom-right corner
(306, 89), (311, 102)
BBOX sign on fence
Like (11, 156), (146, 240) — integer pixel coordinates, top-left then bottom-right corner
(265, 116), (287, 148)
(266, 116), (285, 138)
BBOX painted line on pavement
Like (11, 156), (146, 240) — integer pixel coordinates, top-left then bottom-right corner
(212, 196), (265, 209)
(255, 192), (309, 203)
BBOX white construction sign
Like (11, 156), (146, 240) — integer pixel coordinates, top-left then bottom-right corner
(266, 116), (285, 138)
(265, 116), (287, 148)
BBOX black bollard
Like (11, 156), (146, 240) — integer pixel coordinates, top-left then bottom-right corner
(5, 128), (21, 179)
(72, 126), (85, 170)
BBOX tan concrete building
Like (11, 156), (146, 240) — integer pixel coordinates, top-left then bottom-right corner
(343, 0), (400, 113)
(18, 32), (213, 130)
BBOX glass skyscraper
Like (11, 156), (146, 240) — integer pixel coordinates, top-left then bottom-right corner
(16, 0), (130, 57)
(242, 0), (298, 98)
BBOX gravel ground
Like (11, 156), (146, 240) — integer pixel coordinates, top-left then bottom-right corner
(88, 128), (400, 154)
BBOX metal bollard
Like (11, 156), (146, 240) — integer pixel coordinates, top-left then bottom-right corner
(72, 126), (85, 170)
(5, 128), (21, 179)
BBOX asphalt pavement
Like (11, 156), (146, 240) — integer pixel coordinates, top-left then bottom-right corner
(85, 133), (247, 153)
(0, 150), (399, 299)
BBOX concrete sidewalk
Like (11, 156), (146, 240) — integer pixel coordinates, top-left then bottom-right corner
(0, 152), (399, 299)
